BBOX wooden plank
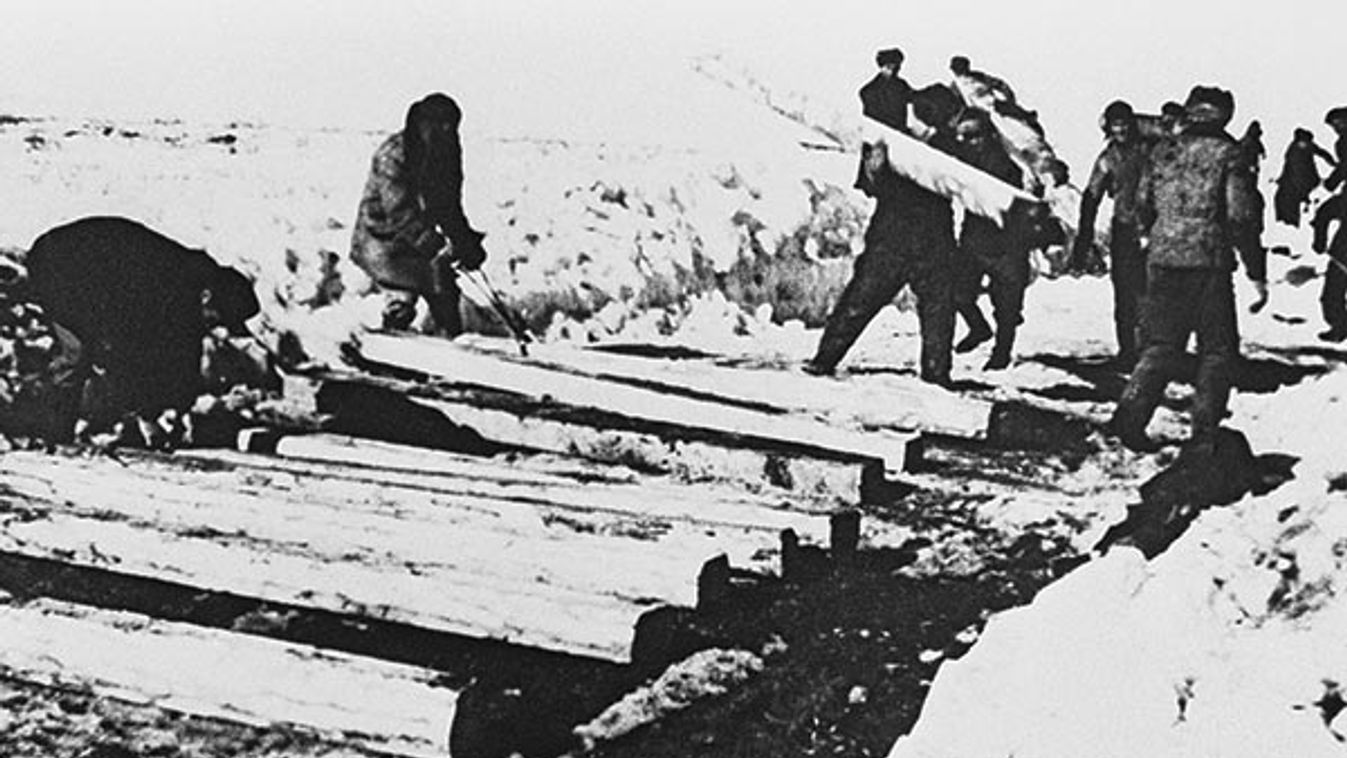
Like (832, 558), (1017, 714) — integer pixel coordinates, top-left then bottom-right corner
(457, 336), (995, 438)
(305, 371), (881, 506)
(393, 392), (878, 506)
(0, 448), (904, 661)
(689, 53), (1043, 227)
(0, 595), (455, 757)
(264, 432), (846, 520)
(356, 333), (918, 473)
(868, 120), (1040, 228)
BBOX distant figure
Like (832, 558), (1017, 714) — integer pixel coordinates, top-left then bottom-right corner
(1323, 107), (1347, 193)
(1310, 188), (1347, 341)
(1237, 119), (1270, 313)
(1238, 120), (1266, 171)
(949, 111), (1031, 370)
(24, 216), (261, 441)
(1273, 127), (1336, 227)
(858, 47), (916, 134)
(351, 92), (487, 335)
(1110, 86), (1259, 454)
(949, 55), (1043, 135)
(1071, 99), (1153, 367)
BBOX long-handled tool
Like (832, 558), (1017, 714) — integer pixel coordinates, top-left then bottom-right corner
(1283, 255), (1347, 287)
(456, 265), (534, 356)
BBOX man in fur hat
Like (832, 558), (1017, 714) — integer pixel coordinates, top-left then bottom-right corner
(351, 92), (487, 335)
(1109, 86), (1259, 454)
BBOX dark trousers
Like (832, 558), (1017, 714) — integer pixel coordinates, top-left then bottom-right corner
(812, 200), (956, 384)
(954, 213), (1029, 350)
(1109, 223), (1147, 363)
(381, 277), (463, 336)
(1320, 239), (1347, 331)
(1114, 266), (1239, 444)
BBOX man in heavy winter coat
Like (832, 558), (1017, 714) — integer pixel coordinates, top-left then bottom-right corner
(1273, 127), (1336, 227)
(809, 49), (958, 384)
(809, 141), (957, 385)
(1109, 86), (1259, 453)
(351, 92), (487, 335)
(24, 216), (261, 442)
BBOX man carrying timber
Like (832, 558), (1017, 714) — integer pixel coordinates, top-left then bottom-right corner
(1109, 85), (1259, 454)
(949, 111), (1032, 370)
(808, 47), (956, 384)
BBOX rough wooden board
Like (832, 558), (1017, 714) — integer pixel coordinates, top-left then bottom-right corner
(264, 432), (853, 521)
(0, 449), (904, 660)
(689, 52), (1039, 227)
(390, 393), (876, 506)
(0, 596), (456, 757)
(302, 370), (882, 506)
(457, 336), (994, 439)
(869, 120), (1038, 227)
(356, 333), (916, 472)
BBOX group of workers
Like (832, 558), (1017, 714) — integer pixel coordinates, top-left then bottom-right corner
(809, 45), (1347, 455)
(4, 48), (1345, 458)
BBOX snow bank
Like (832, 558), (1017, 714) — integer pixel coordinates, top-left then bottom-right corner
(888, 358), (1347, 758)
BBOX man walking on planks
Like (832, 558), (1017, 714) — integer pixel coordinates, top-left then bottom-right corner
(808, 47), (956, 385)
(1109, 86), (1259, 453)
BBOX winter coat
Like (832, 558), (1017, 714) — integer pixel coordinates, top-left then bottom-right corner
(1276, 139), (1334, 199)
(1136, 130), (1257, 270)
(350, 132), (473, 292)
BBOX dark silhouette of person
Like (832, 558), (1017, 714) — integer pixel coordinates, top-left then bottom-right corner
(949, 111), (1032, 370)
(1110, 86), (1259, 454)
(1273, 127), (1336, 227)
(810, 47), (957, 384)
(1072, 99), (1154, 367)
(350, 92), (487, 335)
(24, 215), (260, 442)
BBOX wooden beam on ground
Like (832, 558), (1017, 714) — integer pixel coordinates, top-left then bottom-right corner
(285, 370), (883, 506)
(458, 336), (996, 439)
(0, 447), (907, 661)
(0, 595), (455, 757)
(356, 333), (919, 474)
(335, 383), (882, 506)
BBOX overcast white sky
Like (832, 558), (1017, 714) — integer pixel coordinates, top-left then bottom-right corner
(1, 0), (1342, 175)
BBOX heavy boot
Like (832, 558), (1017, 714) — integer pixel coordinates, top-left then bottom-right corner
(982, 326), (1015, 371)
(1108, 361), (1169, 453)
(955, 306), (994, 354)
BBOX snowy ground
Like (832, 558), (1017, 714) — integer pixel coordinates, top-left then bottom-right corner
(3, 112), (1346, 757)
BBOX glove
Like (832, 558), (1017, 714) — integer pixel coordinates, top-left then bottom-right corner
(449, 229), (487, 271)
